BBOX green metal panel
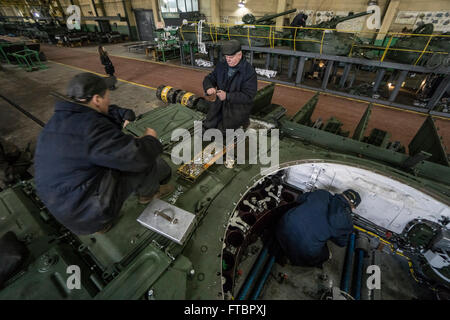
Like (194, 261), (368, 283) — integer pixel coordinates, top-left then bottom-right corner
(352, 103), (372, 141)
(0, 184), (45, 242)
(0, 246), (93, 300)
(251, 83), (275, 115)
(125, 104), (204, 148)
(150, 255), (193, 299)
(408, 116), (449, 167)
(290, 92), (319, 125)
(280, 119), (450, 189)
(94, 243), (172, 300)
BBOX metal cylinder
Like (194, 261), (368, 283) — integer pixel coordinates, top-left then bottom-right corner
(250, 255), (276, 300)
(237, 245), (270, 300)
(352, 248), (365, 300)
(340, 232), (356, 293)
(156, 85), (181, 103)
(176, 90), (200, 109)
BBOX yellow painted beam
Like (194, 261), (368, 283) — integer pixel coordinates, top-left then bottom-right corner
(275, 0), (287, 31)
(376, 0), (400, 41)
(210, 0), (220, 24)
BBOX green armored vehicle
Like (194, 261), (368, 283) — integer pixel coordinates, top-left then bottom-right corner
(385, 24), (450, 68)
(179, 9), (296, 47)
(292, 11), (373, 56)
(1, 84), (449, 300)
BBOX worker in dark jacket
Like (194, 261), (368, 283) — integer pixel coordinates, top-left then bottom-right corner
(291, 11), (308, 28)
(203, 40), (257, 132)
(34, 73), (173, 235)
(290, 11), (308, 37)
(275, 189), (361, 267)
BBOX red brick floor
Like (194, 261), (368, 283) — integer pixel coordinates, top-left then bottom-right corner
(40, 44), (450, 152)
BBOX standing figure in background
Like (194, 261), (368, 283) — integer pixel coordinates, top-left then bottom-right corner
(290, 10), (308, 38)
(98, 46), (116, 90)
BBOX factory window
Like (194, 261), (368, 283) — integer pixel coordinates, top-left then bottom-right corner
(160, 0), (198, 13)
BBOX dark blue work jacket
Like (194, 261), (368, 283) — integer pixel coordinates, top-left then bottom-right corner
(34, 99), (162, 235)
(276, 189), (354, 265)
(203, 57), (257, 131)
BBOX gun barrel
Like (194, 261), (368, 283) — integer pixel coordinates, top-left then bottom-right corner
(331, 10), (374, 26)
(254, 8), (297, 23)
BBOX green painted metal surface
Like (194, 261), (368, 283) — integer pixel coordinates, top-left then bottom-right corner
(290, 92), (319, 125)
(352, 103), (372, 141)
(1, 86), (449, 300)
(125, 104), (204, 148)
(409, 116), (449, 167)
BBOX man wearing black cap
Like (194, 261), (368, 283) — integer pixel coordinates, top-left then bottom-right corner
(34, 73), (173, 235)
(275, 188), (361, 267)
(203, 39), (257, 132)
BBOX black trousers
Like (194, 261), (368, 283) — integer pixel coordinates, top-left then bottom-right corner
(119, 156), (171, 198)
(108, 157), (172, 219)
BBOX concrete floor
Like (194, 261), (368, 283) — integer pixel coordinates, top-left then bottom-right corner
(0, 60), (165, 153)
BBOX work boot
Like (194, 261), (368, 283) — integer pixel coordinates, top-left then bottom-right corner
(138, 184), (175, 204)
(96, 222), (113, 234)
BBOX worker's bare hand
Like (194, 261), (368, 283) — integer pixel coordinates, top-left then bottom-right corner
(217, 90), (226, 101)
(144, 128), (157, 138)
(206, 88), (217, 96)
(123, 120), (130, 128)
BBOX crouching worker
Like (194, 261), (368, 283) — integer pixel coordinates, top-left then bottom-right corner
(34, 73), (173, 235)
(275, 189), (361, 267)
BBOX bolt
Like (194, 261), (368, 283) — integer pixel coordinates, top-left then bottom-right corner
(148, 289), (154, 297)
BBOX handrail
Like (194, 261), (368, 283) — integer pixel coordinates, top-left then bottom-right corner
(180, 21), (449, 64)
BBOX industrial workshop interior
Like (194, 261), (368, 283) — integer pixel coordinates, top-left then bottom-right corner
(0, 0), (450, 304)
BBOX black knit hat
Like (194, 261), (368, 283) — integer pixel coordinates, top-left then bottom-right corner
(67, 73), (108, 102)
(222, 40), (241, 55)
(342, 189), (361, 208)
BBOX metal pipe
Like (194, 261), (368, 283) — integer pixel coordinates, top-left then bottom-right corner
(372, 68), (386, 93)
(339, 63), (352, 88)
(321, 61), (334, 90)
(0, 94), (45, 127)
(287, 56), (296, 79)
(250, 255), (276, 300)
(237, 245), (270, 300)
(265, 53), (271, 69)
(427, 75), (450, 110)
(295, 56), (306, 84)
(389, 70), (408, 102)
(340, 232), (356, 293)
(352, 248), (365, 300)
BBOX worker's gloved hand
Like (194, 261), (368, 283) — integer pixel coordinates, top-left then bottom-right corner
(206, 88), (217, 96)
(217, 90), (226, 101)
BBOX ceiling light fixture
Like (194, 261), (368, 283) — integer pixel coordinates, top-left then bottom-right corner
(238, 1), (245, 8)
